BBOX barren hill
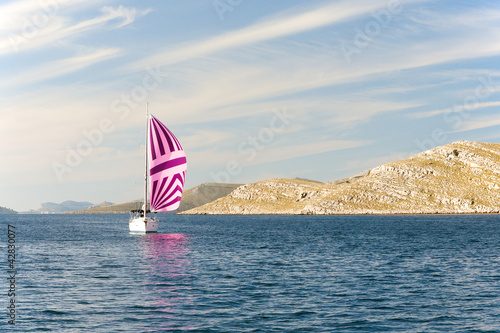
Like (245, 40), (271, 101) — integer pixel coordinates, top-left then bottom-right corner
(181, 141), (500, 215)
(178, 183), (243, 212)
(66, 183), (242, 214)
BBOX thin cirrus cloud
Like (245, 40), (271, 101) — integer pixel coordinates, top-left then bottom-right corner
(411, 101), (500, 119)
(245, 139), (370, 167)
(449, 114), (500, 134)
(0, 0), (74, 31)
(3, 48), (122, 89)
(130, 0), (422, 70)
(146, 33), (499, 128)
(186, 138), (369, 170)
(0, 2), (147, 55)
(129, 2), (500, 132)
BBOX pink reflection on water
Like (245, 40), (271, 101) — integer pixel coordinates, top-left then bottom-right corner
(139, 233), (195, 331)
(143, 233), (190, 279)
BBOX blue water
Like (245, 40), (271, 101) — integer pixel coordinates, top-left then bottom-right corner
(1, 214), (499, 332)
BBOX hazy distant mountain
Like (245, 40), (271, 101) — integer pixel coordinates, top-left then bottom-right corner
(182, 141), (500, 215)
(65, 183), (243, 214)
(0, 206), (17, 214)
(86, 201), (115, 209)
(34, 201), (94, 213)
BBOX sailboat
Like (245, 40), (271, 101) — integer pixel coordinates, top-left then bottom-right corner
(129, 106), (187, 233)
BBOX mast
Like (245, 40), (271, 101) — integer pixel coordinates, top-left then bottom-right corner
(144, 103), (149, 217)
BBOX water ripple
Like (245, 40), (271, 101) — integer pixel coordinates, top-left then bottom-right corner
(2, 214), (500, 332)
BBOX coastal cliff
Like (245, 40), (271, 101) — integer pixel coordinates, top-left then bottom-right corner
(181, 141), (500, 215)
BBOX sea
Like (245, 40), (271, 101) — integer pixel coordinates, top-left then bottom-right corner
(1, 214), (499, 332)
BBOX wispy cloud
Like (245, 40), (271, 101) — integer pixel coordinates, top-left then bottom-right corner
(131, 0), (409, 69)
(120, 1), (500, 131)
(0, 1), (148, 54)
(411, 101), (500, 119)
(186, 138), (369, 170)
(0, 0), (77, 31)
(128, 0), (500, 77)
(450, 114), (500, 134)
(2, 48), (122, 88)
(141, 37), (497, 127)
(101, 5), (150, 28)
(247, 139), (370, 166)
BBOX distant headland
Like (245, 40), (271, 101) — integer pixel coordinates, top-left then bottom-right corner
(0, 206), (17, 214)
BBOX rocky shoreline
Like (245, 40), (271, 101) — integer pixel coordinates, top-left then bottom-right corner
(181, 141), (500, 215)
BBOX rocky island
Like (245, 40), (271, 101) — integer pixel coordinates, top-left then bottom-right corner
(181, 141), (500, 215)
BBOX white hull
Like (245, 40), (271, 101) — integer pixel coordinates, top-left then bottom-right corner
(129, 216), (158, 233)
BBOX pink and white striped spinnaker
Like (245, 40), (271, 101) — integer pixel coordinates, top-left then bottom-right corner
(148, 115), (187, 212)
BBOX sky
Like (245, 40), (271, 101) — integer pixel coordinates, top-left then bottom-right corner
(1, 0), (500, 211)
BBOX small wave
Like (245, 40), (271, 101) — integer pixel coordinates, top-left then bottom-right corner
(293, 310), (317, 316)
(42, 309), (68, 315)
(76, 300), (92, 305)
